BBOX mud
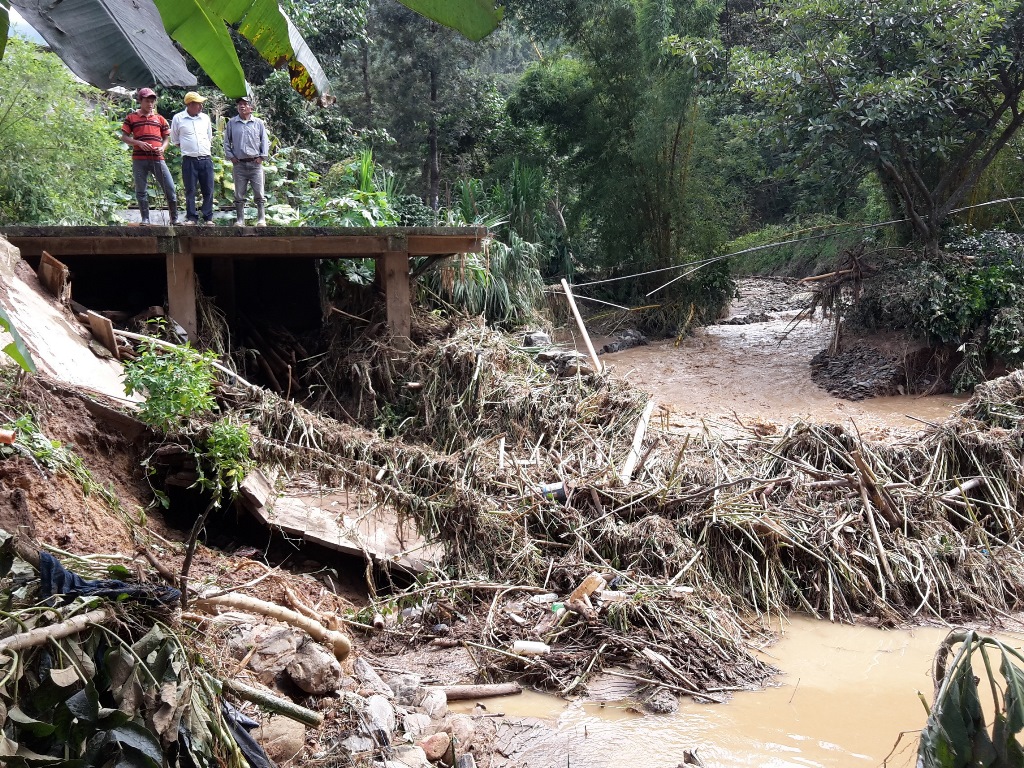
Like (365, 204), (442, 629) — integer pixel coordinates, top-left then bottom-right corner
(591, 278), (967, 436)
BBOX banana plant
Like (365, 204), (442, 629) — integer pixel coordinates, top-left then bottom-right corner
(2, 0), (501, 101)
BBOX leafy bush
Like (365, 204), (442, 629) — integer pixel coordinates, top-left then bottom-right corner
(847, 229), (1024, 390)
(194, 418), (253, 498)
(0, 39), (127, 224)
(122, 337), (218, 431)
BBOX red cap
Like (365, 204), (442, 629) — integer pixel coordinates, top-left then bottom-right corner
(137, 87), (157, 99)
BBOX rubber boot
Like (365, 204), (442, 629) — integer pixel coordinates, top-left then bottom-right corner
(256, 201), (266, 227)
(235, 203), (245, 227)
(139, 199), (150, 225)
(168, 199), (179, 226)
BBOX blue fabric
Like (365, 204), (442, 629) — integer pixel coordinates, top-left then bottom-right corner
(38, 550), (181, 606)
(182, 155), (215, 222)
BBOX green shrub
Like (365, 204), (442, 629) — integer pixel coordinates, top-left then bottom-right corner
(122, 338), (218, 431)
(194, 418), (253, 498)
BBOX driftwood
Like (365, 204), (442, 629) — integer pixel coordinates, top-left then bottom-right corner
(619, 400), (656, 485)
(221, 677), (323, 727)
(196, 593), (352, 660)
(441, 682), (523, 701)
(0, 608), (114, 653)
(561, 279), (603, 374)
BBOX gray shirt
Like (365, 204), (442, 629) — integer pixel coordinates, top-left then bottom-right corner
(224, 115), (269, 161)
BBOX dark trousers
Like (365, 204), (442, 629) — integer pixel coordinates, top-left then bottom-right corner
(132, 159), (177, 222)
(181, 155), (215, 222)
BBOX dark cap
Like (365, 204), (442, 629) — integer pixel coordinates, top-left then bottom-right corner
(137, 87), (157, 99)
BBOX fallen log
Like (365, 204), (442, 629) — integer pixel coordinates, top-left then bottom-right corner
(440, 682), (523, 701)
(221, 678), (323, 727)
(196, 593), (351, 661)
(0, 607), (114, 653)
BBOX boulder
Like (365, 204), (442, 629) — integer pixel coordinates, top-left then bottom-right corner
(389, 673), (424, 706)
(354, 657), (394, 698)
(363, 694), (397, 742)
(417, 732), (451, 762)
(392, 746), (431, 768)
(417, 688), (447, 720)
(286, 640), (345, 695)
(248, 627), (303, 685)
(402, 712), (433, 741)
(255, 716), (306, 763)
(447, 713), (476, 750)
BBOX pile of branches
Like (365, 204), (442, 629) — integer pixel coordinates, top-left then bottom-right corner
(202, 323), (1024, 698)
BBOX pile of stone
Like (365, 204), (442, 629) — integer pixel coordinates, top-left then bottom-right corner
(223, 620), (482, 767)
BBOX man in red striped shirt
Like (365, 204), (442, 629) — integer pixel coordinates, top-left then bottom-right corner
(119, 88), (179, 225)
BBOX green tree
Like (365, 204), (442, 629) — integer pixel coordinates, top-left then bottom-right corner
(720, 0), (1024, 254)
(507, 0), (730, 302)
(0, 39), (126, 224)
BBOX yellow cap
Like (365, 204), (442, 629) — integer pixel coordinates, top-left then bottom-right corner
(183, 92), (207, 105)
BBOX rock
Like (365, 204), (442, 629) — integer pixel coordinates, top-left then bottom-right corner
(389, 673), (424, 706)
(255, 716), (306, 763)
(248, 627), (303, 685)
(456, 756), (478, 768)
(523, 330), (551, 347)
(639, 686), (679, 714)
(341, 733), (376, 755)
(417, 732), (451, 762)
(286, 640), (345, 695)
(447, 713), (476, 749)
(417, 688), (447, 720)
(403, 712), (433, 740)
(392, 745), (431, 768)
(354, 657), (395, 698)
(363, 694), (397, 743)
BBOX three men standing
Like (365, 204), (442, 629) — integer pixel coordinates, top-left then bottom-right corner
(170, 92), (215, 226)
(224, 96), (270, 227)
(119, 88), (178, 225)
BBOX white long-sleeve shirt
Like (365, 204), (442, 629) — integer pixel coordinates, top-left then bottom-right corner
(170, 111), (213, 157)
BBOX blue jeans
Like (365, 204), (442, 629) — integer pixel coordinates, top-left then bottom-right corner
(181, 156), (215, 222)
(132, 159), (177, 222)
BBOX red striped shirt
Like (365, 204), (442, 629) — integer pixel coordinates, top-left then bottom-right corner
(121, 111), (170, 160)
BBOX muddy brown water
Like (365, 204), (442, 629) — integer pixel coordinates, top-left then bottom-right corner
(532, 308), (991, 765)
(454, 617), (1024, 767)
(591, 314), (967, 435)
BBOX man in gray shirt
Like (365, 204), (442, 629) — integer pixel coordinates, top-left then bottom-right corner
(224, 95), (270, 227)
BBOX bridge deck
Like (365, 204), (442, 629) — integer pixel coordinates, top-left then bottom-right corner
(0, 225), (488, 342)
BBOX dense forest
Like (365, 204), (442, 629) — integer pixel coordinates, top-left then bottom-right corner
(4, 0), (1024, 388)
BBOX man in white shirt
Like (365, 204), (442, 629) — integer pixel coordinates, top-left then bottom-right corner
(170, 92), (215, 226)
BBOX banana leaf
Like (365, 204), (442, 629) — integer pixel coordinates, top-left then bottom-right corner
(398, 0), (503, 41)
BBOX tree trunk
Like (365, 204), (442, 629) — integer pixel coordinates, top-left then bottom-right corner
(428, 66), (440, 211)
(361, 39), (372, 124)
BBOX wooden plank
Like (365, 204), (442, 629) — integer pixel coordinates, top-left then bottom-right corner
(188, 236), (389, 257)
(85, 311), (120, 360)
(561, 279), (603, 374)
(382, 249), (412, 345)
(6, 237), (162, 256)
(407, 234), (486, 255)
(166, 250), (197, 341)
(37, 251), (71, 304)
(619, 400), (656, 486)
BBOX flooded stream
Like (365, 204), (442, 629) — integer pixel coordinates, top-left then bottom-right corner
(538, 296), (994, 766)
(455, 617), (1024, 767)
(599, 316), (967, 434)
